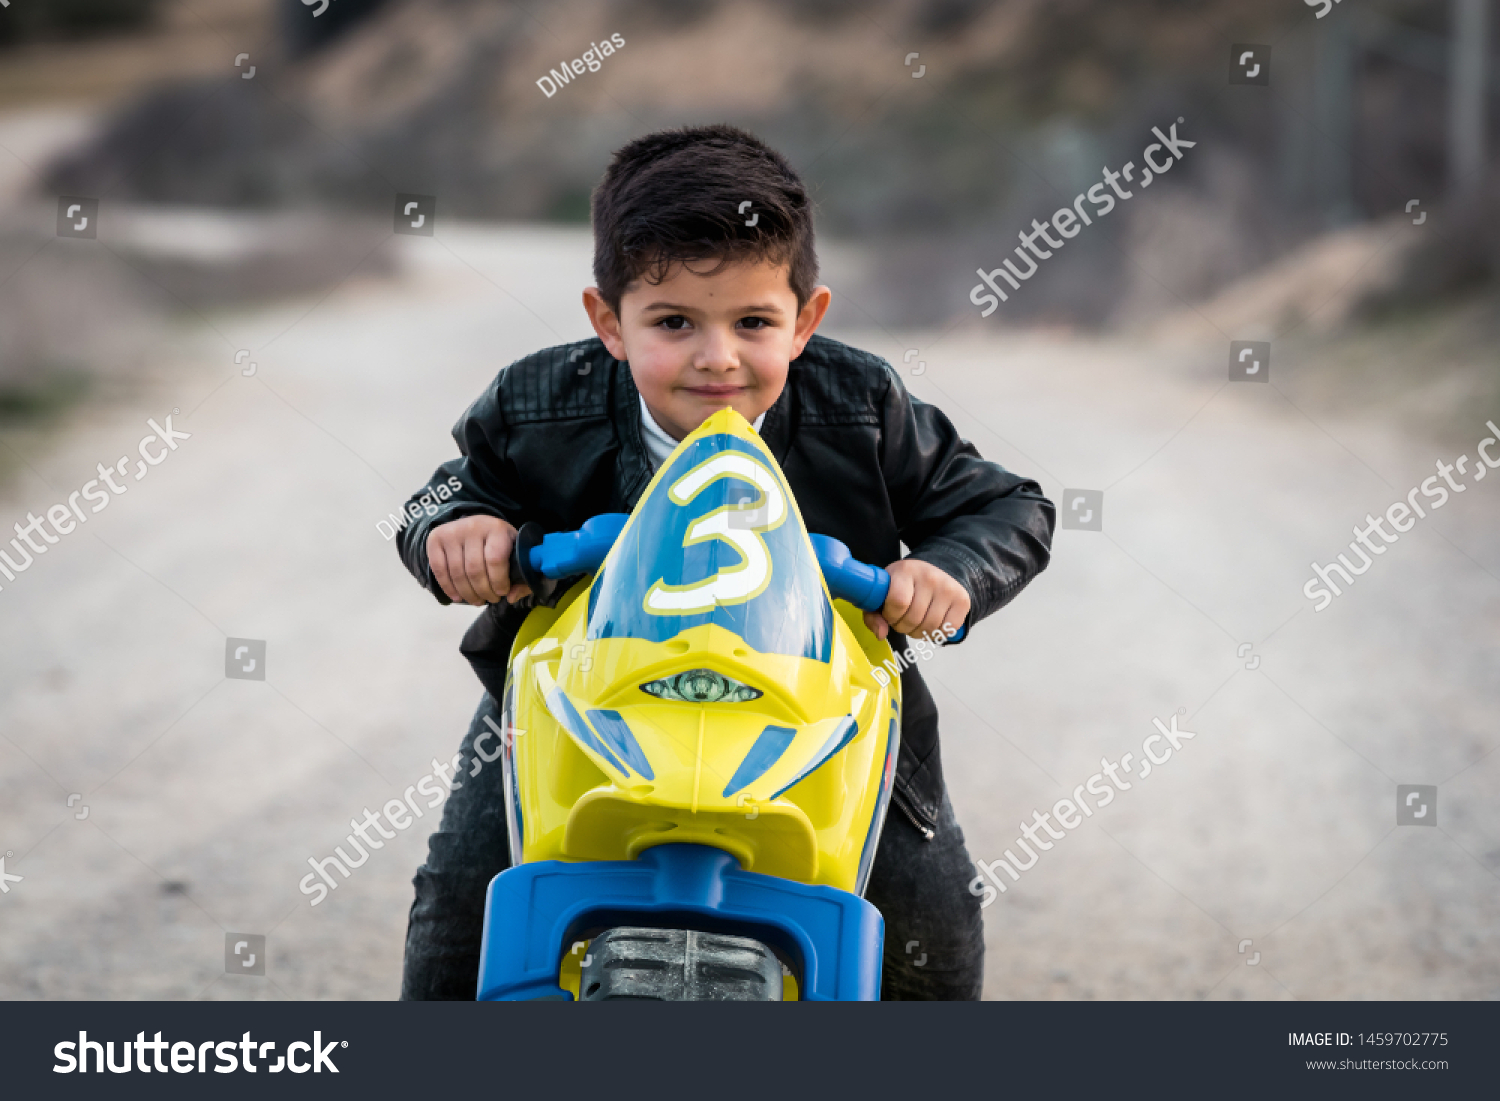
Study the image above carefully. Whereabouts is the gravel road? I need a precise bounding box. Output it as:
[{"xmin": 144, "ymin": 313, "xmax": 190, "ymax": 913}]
[{"xmin": 1, "ymin": 222, "xmax": 1495, "ymax": 1000}]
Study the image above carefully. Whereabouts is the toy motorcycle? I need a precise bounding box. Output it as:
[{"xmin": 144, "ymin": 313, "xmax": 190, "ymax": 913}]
[{"xmin": 475, "ymin": 408, "xmax": 911, "ymax": 1001}]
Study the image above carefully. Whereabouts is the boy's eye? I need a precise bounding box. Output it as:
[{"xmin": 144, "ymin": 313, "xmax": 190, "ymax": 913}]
[
  {"xmin": 656, "ymin": 315, "xmax": 690, "ymax": 331},
  {"xmin": 738, "ymin": 316, "xmax": 770, "ymax": 331}
]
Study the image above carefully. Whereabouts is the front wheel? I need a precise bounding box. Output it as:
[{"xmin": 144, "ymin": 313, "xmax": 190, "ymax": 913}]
[{"xmin": 578, "ymin": 926, "xmax": 783, "ymax": 1001}]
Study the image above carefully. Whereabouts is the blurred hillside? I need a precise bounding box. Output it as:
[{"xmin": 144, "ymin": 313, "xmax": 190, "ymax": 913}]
[
  {"xmin": 0, "ymin": 0, "xmax": 161, "ymax": 48},
  {"xmin": 0, "ymin": 0, "xmax": 394, "ymax": 417},
  {"xmin": 28, "ymin": 0, "xmax": 1498, "ymax": 328}
]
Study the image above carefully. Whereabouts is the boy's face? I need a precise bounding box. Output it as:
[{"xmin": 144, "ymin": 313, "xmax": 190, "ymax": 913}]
[{"xmin": 583, "ymin": 258, "xmax": 831, "ymax": 441}]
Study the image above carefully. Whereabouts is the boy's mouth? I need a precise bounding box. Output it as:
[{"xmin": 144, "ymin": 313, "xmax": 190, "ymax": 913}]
[{"xmin": 682, "ymin": 384, "xmax": 747, "ymax": 399}]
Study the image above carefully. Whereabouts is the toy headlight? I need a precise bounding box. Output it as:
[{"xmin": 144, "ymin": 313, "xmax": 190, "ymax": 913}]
[{"xmin": 640, "ymin": 669, "xmax": 763, "ymax": 704}]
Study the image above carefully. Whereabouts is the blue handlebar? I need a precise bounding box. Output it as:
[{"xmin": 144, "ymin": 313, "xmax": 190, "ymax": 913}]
[
  {"xmin": 525, "ymin": 517, "xmax": 891, "ymax": 613},
  {"xmin": 809, "ymin": 534, "xmax": 966, "ymax": 641},
  {"xmin": 807, "ymin": 535, "xmax": 890, "ymax": 612},
  {"xmin": 525, "ymin": 515, "xmax": 962, "ymax": 640},
  {"xmin": 527, "ymin": 513, "xmax": 629, "ymax": 579}
]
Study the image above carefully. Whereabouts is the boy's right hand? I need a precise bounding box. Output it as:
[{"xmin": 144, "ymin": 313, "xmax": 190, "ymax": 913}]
[{"xmin": 426, "ymin": 515, "xmax": 533, "ymax": 606}]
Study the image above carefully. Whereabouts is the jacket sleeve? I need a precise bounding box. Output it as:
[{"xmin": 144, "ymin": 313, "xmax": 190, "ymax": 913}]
[
  {"xmin": 879, "ymin": 368, "xmax": 1055, "ymax": 635},
  {"xmin": 395, "ymin": 375, "xmax": 529, "ymax": 604}
]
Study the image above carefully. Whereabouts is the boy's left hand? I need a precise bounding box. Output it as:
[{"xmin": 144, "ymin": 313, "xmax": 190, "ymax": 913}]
[{"xmin": 863, "ymin": 558, "xmax": 970, "ymax": 642}]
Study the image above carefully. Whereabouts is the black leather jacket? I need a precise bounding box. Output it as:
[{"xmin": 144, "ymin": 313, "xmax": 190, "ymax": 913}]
[{"xmin": 396, "ymin": 333, "xmax": 1055, "ymax": 837}]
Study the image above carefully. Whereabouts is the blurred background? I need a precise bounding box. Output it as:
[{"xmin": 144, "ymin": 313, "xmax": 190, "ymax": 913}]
[{"xmin": 0, "ymin": 0, "xmax": 1495, "ymax": 1000}]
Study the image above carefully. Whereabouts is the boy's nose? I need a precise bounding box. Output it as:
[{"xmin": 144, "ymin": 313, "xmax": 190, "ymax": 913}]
[{"xmin": 692, "ymin": 328, "xmax": 739, "ymax": 372}]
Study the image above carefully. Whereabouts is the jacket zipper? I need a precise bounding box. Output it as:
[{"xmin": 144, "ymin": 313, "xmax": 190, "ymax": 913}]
[{"xmin": 890, "ymin": 786, "xmax": 936, "ymax": 841}]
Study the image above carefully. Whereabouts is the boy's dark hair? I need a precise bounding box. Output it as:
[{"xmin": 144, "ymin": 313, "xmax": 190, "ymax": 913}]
[{"xmin": 591, "ymin": 124, "xmax": 818, "ymax": 313}]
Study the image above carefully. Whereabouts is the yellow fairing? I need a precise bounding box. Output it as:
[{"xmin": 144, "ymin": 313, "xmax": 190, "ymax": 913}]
[{"xmin": 501, "ymin": 409, "xmax": 902, "ymax": 895}]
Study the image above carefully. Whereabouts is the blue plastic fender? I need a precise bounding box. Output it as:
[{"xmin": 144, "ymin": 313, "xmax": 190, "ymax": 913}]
[{"xmin": 476, "ymin": 844, "xmax": 884, "ymax": 1001}]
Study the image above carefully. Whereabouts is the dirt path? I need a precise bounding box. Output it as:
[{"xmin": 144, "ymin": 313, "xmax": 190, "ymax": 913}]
[{"xmin": 0, "ymin": 224, "xmax": 1495, "ymax": 1000}]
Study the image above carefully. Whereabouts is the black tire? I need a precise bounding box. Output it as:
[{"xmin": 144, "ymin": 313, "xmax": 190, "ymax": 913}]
[{"xmin": 578, "ymin": 926, "xmax": 784, "ymax": 1001}]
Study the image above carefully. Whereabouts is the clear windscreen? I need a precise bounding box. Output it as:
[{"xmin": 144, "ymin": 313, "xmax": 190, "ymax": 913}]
[{"xmin": 586, "ymin": 430, "xmax": 833, "ymax": 663}]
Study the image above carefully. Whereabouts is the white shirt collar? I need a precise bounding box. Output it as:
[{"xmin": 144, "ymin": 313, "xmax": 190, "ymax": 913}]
[{"xmin": 639, "ymin": 396, "xmax": 766, "ymax": 472}]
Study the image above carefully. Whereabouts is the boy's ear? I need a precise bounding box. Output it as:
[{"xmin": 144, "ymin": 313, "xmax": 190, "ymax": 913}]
[
  {"xmin": 790, "ymin": 285, "xmax": 832, "ymax": 360},
  {"xmin": 582, "ymin": 287, "xmax": 628, "ymax": 361}
]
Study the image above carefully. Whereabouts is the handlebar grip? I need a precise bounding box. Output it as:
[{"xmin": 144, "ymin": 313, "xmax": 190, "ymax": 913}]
[
  {"xmin": 809, "ymin": 534, "xmax": 968, "ymax": 641},
  {"xmin": 508, "ymin": 521, "xmax": 554, "ymax": 603},
  {"xmin": 528, "ymin": 513, "xmax": 629, "ymax": 579},
  {"xmin": 808, "ymin": 534, "xmax": 890, "ymax": 612}
]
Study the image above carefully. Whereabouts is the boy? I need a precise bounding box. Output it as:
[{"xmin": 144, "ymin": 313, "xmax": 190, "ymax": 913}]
[{"xmin": 395, "ymin": 124, "xmax": 1055, "ymax": 1000}]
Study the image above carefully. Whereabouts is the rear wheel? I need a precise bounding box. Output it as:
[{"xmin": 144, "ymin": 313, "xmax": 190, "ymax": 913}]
[{"xmin": 578, "ymin": 926, "xmax": 783, "ymax": 1001}]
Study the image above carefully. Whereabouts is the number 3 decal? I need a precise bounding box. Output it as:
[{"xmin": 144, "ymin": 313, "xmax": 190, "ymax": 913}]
[{"xmin": 645, "ymin": 452, "xmax": 786, "ymax": 615}]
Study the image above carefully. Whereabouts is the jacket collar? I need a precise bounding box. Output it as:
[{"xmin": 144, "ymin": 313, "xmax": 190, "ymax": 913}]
[
  {"xmin": 757, "ymin": 368, "xmax": 796, "ymax": 467},
  {"xmin": 613, "ymin": 360, "xmax": 654, "ymax": 509}
]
